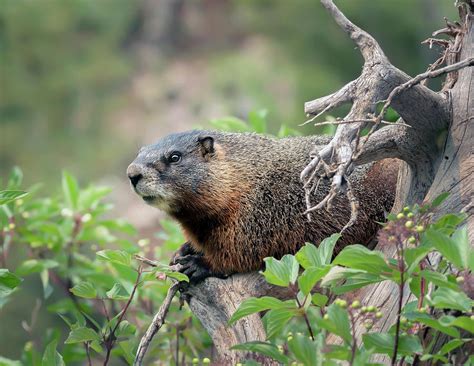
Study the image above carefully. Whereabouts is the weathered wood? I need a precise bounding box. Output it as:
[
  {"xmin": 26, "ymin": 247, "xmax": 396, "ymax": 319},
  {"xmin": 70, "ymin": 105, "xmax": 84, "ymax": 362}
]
[
  {"xmin": 179, "ymin": 1, "xmax": 473, "ymax": 364},
  {"xmin": 186, "ymin": 273, "xmax": 289, "ymax": 364}
]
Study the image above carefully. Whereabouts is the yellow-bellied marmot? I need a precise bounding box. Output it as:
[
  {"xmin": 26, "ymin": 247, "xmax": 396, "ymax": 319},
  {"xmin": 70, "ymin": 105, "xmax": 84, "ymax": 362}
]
[{"xmin": 127, "ymin": 130, "xmax": 398, "ymax": 282}]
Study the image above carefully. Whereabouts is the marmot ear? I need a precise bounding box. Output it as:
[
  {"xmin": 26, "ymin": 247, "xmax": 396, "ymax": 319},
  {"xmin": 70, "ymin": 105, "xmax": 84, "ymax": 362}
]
[{"xmin": 198, "ymin": 136, "xmax": 215, "ymax": 156}]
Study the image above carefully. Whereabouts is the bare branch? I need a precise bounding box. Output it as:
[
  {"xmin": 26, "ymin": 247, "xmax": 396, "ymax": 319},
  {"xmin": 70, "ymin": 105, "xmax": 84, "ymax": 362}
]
[
  {"xmin": 304, "ymin": 79, "xmax": 356, "ymax": 116},
  {"xmin": 378, "ymin": 57, "xmax": 474, "ymax": 122},
  {"xmin": 320, "ymin": 0, "xmax": 387, "ymax": 62},
  {"xmin": 134, "ymin": 282, "xmax": 180, "ymax": 366}
]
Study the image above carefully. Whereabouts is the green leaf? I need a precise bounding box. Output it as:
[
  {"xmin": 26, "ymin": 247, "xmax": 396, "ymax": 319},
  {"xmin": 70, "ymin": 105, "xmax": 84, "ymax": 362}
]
[
  {"xmin": 0, "ymin": 269, "xmax": 22, "ymax": 297},
  {"xmin": 106, "ymin": 283, "xmax": 130, "ymax": 300},
  {"xmin": 70, "ymin": 282, "xmax": 97, "ymax": 299},
  {"xmin": 99, "ymin": 219, "xmax": 137, "ymax": 236},
  {"xmin": 62, "ymin": 171, "xmax": 79, "ymax": 210},
  {"xmin": 405, "ymin": 313, "xmax": 460, "ymax": 338},
  {"xmin": 298, "ymin": 266, "xmax": 330, "ymax": 295},
  {"xmin": 16, "ymin": 259, "xmax": 58, "ymax": 276},
  {"xmin": 232, "ymin": 342, "xmax": 289, "ymax": 363},
  {"xmin": 248, "ymin": 109, "xmax": 268, "ymax": 133},
  {"xmin": 438, "ymin": 315, "xmax": 474, "ymax": 333},
  {"xmin": 316, "ymin": 304, "xmax": 351, "ymax": 344},
  {"xmin": 41, "ymin": 340, "xmax": 65, "ymax": 366},
  {"xmin": 311, "ymin": 293, "xmax": 328, "ymax": 307},
  {"xmin": 229, "ymin": 296, "xmax": 288, "ymax": 325},
  {"xmin": 262, "ymin": 254, "xmax": 299, "ymax": 287},
  {"xmin": 263, "ymin": 307, "xmax": 295, "ymax": 339},
  {"xmin": 424, "ymin": 228, "xmax": 467, "ymax": 269},
  {"xmin": 437, "ymin": 339, "xmax": 465, "ymax": 356},
  {"xmin": 0, "ymin": 190, "xmax": 28, "ymax": 205},
  {"xmin": 431, "ymin": 192, "xmax": 450, "ymax": 207},
  {"xmin": 116, "ymin": 320, "xmax": 136, "ymax": 338},
  {"xmin": 429, "ymin": 287, "xmax": 473, "ymax": 312},
  {"xmin": 296, "ymin": 234, "xmax": 340, "ymax": 269},
  {"xmin": 209, "ymin": 116, "xmax": 251, "ymax": 132},
  {"xmin": 65, "ymin": 327, "xmax": 100, "ymax": 344},
  {"xmin": 333, "ymin": 245, "xmax": 392, "ymax": 277},
  {"xmin": 0, "ymin": 356, "xmax": 22, "ymax": 366},
  {"xmin": 288, "ymin": 333, "xmax": 321, "ymax": 365},
  {"xmin": 96, "ymin": 249, "xmax": 131, "ymax": 266},
  {"xmin": 363, "ymin": 333, "xmax": 423, "ymax": 356},
  {"xmin": 419, "ymin": 270, "xmax": 459, "ymax": 291},
  {"xmin": 7, "ymin": 167, "xmax": 23, "ymax": 189}
]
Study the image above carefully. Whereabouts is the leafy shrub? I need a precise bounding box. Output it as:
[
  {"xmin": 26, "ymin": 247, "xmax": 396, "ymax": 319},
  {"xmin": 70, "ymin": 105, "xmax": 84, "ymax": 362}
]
[
  {"xmin": 0, "ymin": 168, "xmax": 210, "ymax": 365},
  {"xmin": 230, "ymin": 197, "xmax": 473, "ymax": 365}
]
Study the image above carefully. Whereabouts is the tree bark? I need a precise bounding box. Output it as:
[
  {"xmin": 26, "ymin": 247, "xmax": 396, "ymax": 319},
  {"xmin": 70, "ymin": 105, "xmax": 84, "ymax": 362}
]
[{"xmin": 182, "ymin": 1, "xmax": 473, "ymax": 363}]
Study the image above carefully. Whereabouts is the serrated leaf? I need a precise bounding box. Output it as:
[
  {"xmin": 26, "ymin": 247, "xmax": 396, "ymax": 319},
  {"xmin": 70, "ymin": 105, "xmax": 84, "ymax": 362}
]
[
  {"xmin": 232, "ymin": 342, "xmax": 289, "ymax": 363},
  {"xmin": 41, "ymin": 340, "xmax": 65, "ymax": 366},
  {"xmin": 262, "ymin": 254, "xmax": 299, "ymax": 287},
  {"xmin": 65, "ymin": 327, "xmax": 100, "ymax": 344},
  {"xmin": 70, "ymin": 282, "xmax": 97, "ymax": 299},
  {"xmin": 0, "ymin": 269, "xmax": 22, "ymax": 297},
  {"xmin": 62, "ymin": 171, "xmax": 79, "ymax": 210},
  {"xmin": 229, "ymin": 297, "xmax": 288, "ymax": 325},
  {"xmin": 363, "ymin": 333, "xmax": 423, "ymax": 356},
  {"xmin": 96, "ymin": 249, "xmax": 131, "ymax": 266},
  {"xmin": 106, "ymin": 283, "xmax": 130, "ymax": 300},
  {"xmin": 0, "ymin": 190, "xmax": 28, "ymax": 205}
]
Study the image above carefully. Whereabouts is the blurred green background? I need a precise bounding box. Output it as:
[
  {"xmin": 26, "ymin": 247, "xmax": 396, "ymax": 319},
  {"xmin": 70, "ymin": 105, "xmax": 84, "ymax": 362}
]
[{"xmin": 0, "ymin": 0, "xmax": 457, "ymax": 360}]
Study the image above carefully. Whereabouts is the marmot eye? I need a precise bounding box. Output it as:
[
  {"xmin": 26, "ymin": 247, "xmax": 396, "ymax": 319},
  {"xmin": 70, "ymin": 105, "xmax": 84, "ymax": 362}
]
[{"xmin": 169, "ymin": 152, "xmax": 182, "ymax": 163}]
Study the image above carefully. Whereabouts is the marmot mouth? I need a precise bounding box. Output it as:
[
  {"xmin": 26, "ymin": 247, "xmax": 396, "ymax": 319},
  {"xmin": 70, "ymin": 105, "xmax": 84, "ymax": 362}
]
[{"xmin": 142, "ymin": 196, "xmax": 157, "ymax": 203}]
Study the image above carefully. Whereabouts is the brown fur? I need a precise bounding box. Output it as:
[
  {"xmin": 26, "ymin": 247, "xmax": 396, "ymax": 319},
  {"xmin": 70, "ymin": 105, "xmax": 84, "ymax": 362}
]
[{"xmin": 129, "ymin": 130, "xmax": 399, "ymax": 274}]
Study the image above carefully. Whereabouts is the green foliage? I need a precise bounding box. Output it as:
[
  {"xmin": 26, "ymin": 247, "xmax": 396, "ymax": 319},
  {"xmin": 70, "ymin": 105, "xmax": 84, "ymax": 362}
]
[
  {"xmin": 2, "ymin": 165, "xmax": 472, "ymax": 365},
  {"xmin": 230, "ymin": 195, "xmax": 473, "ymax": 364},
  {"xmin": 209, "ymin": 108, "xmax": 301, "ymax": 137},
  {"xmin": 0, "ymin": 168, "xmax": 209, "ymax": 365}
]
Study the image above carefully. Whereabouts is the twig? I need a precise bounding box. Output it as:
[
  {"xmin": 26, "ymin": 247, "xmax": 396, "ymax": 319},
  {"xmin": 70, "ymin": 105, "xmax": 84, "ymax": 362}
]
[
  {"xmin": 104, "ymin": 267, "xmax": 143, "ymax": 366},
  {"xmin": 134, "ymin": 282, "xmax": 180, "ymax": 365},
  {"xmin": 378, "ymin": 57, "xmax": 474, "ymax": 124}
]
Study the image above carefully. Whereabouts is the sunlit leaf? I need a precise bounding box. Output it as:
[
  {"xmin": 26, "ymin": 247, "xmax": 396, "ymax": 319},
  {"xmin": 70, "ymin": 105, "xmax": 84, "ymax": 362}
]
[
  {"xmin": 41, "ymin": 340, "xmax": 65, "ymax": 366},
  {"xmin": 106, "ymin": 283, "xmax": 130, "ymax": 300},
  {"xmin": 262, "ymin": 255, "xmax": 299, "ymax": 287},
  {"xmin": 0, "ymin": 269, "xmax": 22, "ymax": 297},
  {"xmin": 229, "ymin": 297, "xmax": 289, "ymax": 325},
  {"xmin": 65, "ymin": 327, "xmax": 100, "ymax": 344},
  {"xmin": 70, "ymin": 281, "xmax": 97, "ymax": 299}
]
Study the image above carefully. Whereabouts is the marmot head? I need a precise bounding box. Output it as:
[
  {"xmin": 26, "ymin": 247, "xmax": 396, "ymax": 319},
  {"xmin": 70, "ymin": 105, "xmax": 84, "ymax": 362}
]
[{"xmin": 127, "ymin": 131, "xmax": 217, "ymax": 215}]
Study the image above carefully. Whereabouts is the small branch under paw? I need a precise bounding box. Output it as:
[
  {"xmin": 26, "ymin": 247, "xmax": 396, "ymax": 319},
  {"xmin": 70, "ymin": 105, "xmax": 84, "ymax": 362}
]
[{"xmin": 134, "ymin": 282, "xmax": 180, "ymax": 366}]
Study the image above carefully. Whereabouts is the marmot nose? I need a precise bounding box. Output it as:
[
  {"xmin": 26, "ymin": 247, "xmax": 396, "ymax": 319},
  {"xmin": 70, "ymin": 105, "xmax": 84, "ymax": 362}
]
[{"xmin": 127, "ymin": 164, "xmax": 143, "ymax": 188}]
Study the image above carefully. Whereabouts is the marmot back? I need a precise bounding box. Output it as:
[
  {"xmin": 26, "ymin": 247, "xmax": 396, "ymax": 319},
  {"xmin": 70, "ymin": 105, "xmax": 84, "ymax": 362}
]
[{"xmin": 127, "ymin": 130, "xmax": 398, "ymax": 275}]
